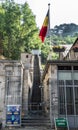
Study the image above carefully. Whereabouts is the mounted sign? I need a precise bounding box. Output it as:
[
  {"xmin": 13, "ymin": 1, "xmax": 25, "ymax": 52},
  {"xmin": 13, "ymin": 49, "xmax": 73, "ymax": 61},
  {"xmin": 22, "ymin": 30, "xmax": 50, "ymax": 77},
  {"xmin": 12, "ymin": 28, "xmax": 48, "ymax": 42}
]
[
  {"xmin": 55, "ymin": 117, "xmax": 69, "ymax": 130},
  {"xmin": 6, "ymin": 105, "xmax": 21, "ymax": 126},
  {"xmin": 55, "ymin": 118, "xmax": 68, "ymax": 127}
]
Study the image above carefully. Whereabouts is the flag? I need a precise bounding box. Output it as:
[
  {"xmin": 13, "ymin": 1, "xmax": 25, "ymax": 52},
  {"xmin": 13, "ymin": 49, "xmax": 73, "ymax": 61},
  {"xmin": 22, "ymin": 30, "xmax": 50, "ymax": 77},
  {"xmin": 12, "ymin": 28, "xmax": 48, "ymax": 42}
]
[{"xmin": 39, "ymin": 9, "xmax": 49, "ymax": 43}]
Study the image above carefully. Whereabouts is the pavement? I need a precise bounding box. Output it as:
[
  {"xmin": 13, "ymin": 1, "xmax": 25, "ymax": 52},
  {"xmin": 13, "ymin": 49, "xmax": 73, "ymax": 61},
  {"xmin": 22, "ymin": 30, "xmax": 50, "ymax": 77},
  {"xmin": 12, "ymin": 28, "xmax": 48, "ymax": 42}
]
[{"xmin": 2, "ymin": 126, "xmax": 52, "ymax": 130}]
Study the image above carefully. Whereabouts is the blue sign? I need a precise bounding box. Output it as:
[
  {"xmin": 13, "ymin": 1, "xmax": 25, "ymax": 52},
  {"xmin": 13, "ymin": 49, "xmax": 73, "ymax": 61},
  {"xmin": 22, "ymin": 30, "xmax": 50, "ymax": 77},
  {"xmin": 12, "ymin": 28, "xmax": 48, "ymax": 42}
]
[{"xmin": 6, "ymin": 105, "xmax": 21, "ymax": 126}]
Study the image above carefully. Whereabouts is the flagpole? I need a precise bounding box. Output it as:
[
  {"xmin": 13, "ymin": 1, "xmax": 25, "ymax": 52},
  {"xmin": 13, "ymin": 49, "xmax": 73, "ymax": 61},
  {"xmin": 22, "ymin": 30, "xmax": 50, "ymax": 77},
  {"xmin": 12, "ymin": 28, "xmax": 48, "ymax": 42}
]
[
  {"xmin": 47, "ymin": 3, "xmax": 53, "ymax": 60},
  {"xmin": 48, "ymin": 3, "xmax": 50, "ymax": 30},
  {"xmin": 48, "ymin": 3, "xmax": 52, "ymax": 47}
]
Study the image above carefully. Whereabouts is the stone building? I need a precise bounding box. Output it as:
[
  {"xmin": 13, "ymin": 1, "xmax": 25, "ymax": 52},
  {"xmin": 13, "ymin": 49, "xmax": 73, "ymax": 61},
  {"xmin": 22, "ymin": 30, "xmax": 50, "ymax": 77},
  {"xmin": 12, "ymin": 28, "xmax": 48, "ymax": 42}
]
[{"xmin": 42, "ymin": 38, "xmax": 78, "ymax": 129}]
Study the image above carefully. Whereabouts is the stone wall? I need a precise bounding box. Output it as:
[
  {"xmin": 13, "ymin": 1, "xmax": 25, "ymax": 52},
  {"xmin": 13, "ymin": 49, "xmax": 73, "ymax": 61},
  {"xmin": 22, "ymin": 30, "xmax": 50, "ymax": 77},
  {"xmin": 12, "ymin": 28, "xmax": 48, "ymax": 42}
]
[
  {"xmin": 43, "ymin": 65, "xmax": 58, "ymax": 127},
  {"xmin": 21, "ymin": 53, "xmax": 33, "ymax": 115},
  {"xmin": 0, "ymin": 60, "xmax": 23, "ymax": 126}
]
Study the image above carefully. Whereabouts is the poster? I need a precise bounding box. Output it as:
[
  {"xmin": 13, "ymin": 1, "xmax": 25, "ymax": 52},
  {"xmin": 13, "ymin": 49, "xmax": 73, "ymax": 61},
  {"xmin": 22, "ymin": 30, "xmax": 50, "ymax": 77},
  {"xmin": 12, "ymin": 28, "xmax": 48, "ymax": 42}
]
[{"xmin": 6, "ymin": 105, "xmax": 21, "ymax": 126}]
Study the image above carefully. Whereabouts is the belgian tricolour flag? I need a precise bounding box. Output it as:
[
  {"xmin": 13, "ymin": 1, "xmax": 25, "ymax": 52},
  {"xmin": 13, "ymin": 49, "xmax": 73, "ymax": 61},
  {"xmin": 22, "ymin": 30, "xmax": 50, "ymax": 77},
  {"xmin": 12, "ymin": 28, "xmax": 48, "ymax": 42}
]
[{"xmin": 39, "ymin": 9, "xmax": 49, "ymax": 43}]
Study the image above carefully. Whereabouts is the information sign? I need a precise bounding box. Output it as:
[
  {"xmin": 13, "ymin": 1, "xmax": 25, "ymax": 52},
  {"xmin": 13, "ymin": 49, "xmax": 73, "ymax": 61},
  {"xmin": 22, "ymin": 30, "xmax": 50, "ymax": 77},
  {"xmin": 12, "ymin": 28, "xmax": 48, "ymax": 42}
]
[
  {"xmin": 6, "ymin": 105, "xmax": 21, "ymax": 126},
  {"xmin": 55, "ymin": 118, "xmax": 68, "ymax": 127}
]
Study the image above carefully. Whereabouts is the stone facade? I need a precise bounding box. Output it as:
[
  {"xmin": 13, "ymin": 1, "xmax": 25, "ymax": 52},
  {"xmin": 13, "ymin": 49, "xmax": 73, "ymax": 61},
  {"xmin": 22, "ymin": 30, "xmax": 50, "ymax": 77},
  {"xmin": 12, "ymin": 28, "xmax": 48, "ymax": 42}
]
[
  {"xmin": 0, "ymin": 60, "xmax": 23, "ymax": 126},
  {"xmin": 43, "ymin": 64, "xmax": 58, "ymax": 127}
]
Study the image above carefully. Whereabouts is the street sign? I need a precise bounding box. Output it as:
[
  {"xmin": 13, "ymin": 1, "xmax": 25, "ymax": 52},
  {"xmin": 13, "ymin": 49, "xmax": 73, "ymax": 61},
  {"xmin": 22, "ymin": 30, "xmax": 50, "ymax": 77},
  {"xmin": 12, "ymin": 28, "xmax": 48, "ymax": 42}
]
[{"xmin": 55, "ymin": 118, "xmax": 68, "ymax": 127}]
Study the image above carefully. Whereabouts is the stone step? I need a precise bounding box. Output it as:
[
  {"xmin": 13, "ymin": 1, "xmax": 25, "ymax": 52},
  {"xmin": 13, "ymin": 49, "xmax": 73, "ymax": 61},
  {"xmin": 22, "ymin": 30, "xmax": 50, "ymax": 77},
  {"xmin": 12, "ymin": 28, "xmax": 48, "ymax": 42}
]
[
  {"xmin": 21, "ymin": 121, "xmax": 51, "ymax": 126},
  {"xmin": 21, "ymin": 123, "xmax": 51, "ymax": 126},
  {"xmin": 21, "ymin": 116, "xmax": 51, "ymax": 126}
]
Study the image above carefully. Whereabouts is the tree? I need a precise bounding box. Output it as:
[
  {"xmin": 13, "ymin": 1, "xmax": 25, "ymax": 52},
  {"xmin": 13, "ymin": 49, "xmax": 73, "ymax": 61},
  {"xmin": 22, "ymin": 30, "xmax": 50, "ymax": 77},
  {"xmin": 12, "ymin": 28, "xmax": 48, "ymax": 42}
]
[
  {"xmin": 0, "ymin": 0, "xmax": 43, "ymax": 59},
  {"xmin": 21, "ymin": 2, "xmax": 39, "ymax": 53},
  {"xmin": 0, "ymin": 5, "xmax": 5, "ymax": 54},
  {"xmin": 2, "ymin": 0, "xmax": 22, "ymax": 59}
]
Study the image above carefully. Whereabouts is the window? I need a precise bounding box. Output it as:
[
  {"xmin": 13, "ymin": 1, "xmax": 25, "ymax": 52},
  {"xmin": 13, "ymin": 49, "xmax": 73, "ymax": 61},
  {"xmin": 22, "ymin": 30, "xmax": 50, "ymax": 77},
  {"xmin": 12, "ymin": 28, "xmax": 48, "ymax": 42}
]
[
  {"xmin": 66, "ymin": 87, "xmax": 74, "ymax": 115},
  {"xmin": 58, "ymin": 80, "xmax": 64, "ymax": 86},
  {"xmin": 74, "ymin": 66, "xmax": 78, "ymax": 70},
  {"xmin": 26, "ymin": 55, "xmax": 28, "ymax": 58},
  {"xmin": 59, "ymin": 87, "xmax": 66, "ymax": 114},
  {"xmin": 66, "ymin": 80, "xmax": 73, "ymax": 85},
  {"xmin": 58, "ymin": 72, "xmax": 72, "ymax": 80},
  {"xmin": 75, "ymin": 87, "xmax": 78, "ymax": 115},
  {"xmin": 74, "ymin": 80, "xmax": 78, "ymax": 85},
  {"xmin": 58, "ymin": 65, "xmax": 78, "ymax": 116},
  {"xmin": 58, "ymin": 66, "xmax": 71, "ymax": 70},
  {"xmin": 74, "ymin": 73, "xmax": 78, "ymax": 80}
]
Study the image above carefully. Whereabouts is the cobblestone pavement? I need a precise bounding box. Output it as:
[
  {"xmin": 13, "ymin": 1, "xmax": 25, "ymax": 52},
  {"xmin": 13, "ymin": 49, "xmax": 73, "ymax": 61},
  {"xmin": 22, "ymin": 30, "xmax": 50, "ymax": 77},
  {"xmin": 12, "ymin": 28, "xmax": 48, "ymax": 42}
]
[{"xmin": 3, "ymin": 126, "xmax": 52, "ymax": 130}]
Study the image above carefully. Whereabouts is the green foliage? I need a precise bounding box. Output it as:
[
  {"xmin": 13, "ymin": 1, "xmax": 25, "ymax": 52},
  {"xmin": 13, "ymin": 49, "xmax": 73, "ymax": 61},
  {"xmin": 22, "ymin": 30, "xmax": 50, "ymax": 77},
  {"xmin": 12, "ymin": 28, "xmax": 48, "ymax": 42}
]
[
  {"xmin": 51, "ymin": 23, "xmax": 78, "ymax": 37},
  {"xmin": 52, "ymin": 52, "xmax": 59, "ymax": 59},
  {"xmin": 45, "ymin": 23, "xmax": 78, "ymax": 61},
  {"xmin": 21, "ymin": 2, "xmax": 39, "ymax": 53},
  {"xmin": 0, "ymin": 0, "xmax": 43, "ymax": 59},
  {"xmin": 50, "ymin": 23, "xmax": 78, "ymax": 47},
  {"xmin": 50, "ymin": 34, "xmax": 76, "ymax": 46},
  {"xmin": 2, "ymin": 0, "xmax": 22, "ymax": 59},
  {"xmin": 0, "ymin": 0, "xmax": 78, "ymax": 64},
  {"xmin": 41, "ymin": 43, "xmax": 50, "ymax": 64}
]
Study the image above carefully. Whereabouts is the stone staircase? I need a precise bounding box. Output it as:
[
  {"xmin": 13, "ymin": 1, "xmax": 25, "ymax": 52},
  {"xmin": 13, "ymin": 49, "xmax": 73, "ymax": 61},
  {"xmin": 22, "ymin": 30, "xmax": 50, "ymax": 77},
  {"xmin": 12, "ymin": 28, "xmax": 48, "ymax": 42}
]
[
  {"xmin": 30, "ymin": 55, "xmax": 41, "ymax": 110},
  {"xmin": 21, "ymin": 54, "xmax": 51, "ymax": 127},
  {"xmin": 31, "ymin": 55, "xmax": 41, "ymax": 103},
  {"xmin": 21, "ymin": 115, "xmax": 51, "ymax": 126}
]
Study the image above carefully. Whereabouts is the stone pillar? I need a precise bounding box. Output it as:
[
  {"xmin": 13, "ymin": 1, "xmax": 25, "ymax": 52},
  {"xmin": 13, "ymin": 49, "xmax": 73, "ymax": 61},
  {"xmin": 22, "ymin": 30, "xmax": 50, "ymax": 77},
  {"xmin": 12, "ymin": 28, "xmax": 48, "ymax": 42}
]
[
  {"xmin": 22, "ymin": 69, "xmax": 29, "ymax": 115},
  {"xmin": 49, "ymin": 65, "xmax": 58, "ymax": 128},
  {"xmin": 0, "ymin": 63, "xmax": 6, "ymax": 127}
]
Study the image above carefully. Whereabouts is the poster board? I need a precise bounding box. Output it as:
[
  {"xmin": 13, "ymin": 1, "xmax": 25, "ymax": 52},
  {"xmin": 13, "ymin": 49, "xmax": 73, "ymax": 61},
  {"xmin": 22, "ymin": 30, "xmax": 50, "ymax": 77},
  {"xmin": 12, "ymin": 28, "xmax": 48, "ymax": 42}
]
[{"xmin": 6, "ymin": 105, "xmax": 21, "ymax": 126}]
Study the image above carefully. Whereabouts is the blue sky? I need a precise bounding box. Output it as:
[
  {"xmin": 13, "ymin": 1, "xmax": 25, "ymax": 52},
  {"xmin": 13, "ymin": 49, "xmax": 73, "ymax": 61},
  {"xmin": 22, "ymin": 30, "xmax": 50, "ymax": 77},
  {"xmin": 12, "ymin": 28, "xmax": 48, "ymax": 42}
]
[{"xmin": 15, "ymin": 0, "xmax": 78, "ymax": 29}]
